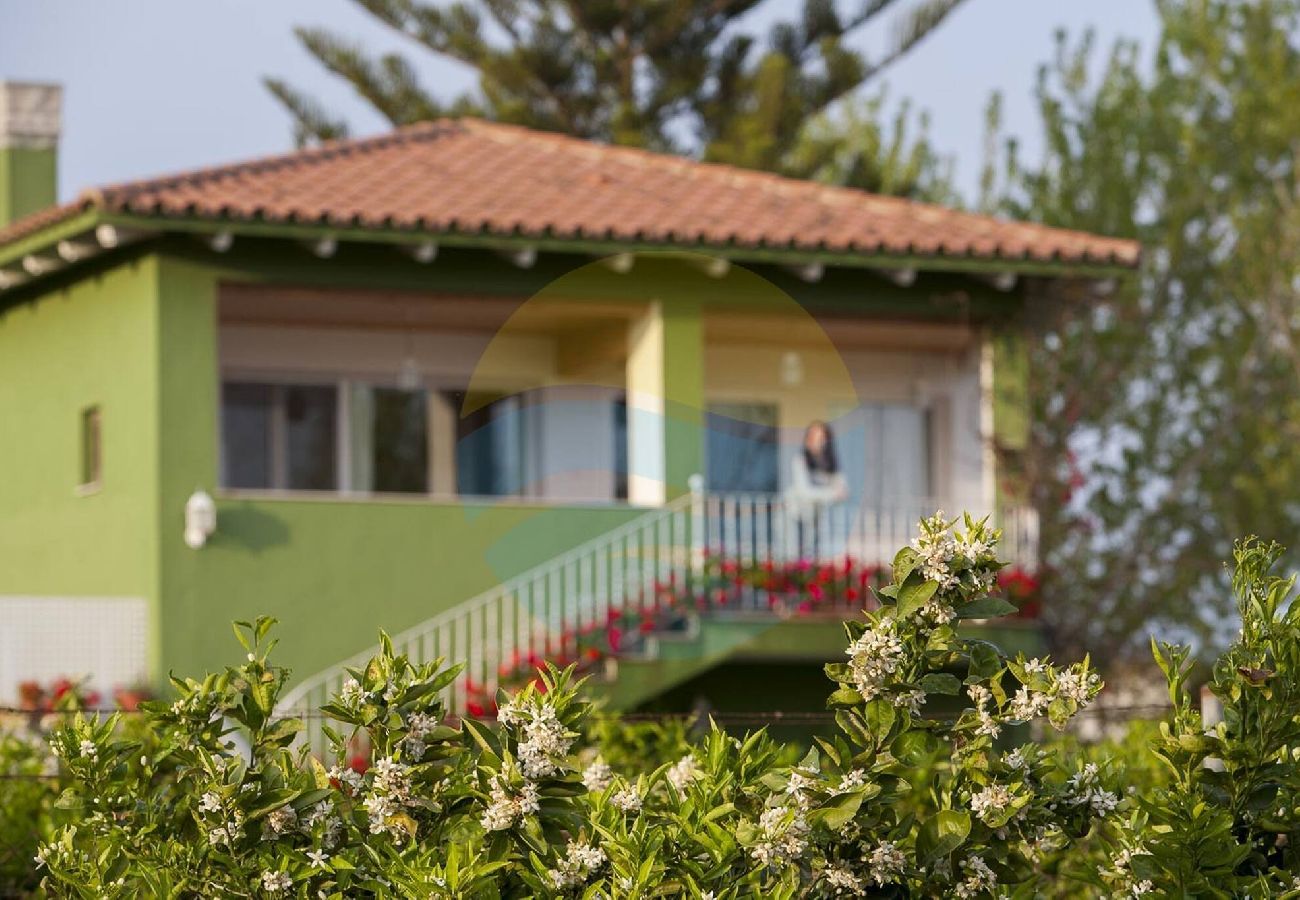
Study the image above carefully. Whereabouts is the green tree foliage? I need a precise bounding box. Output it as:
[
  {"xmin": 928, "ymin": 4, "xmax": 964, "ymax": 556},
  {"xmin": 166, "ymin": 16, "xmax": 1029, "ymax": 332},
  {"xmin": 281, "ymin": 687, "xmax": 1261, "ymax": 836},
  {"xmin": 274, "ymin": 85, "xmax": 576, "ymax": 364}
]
[
  {"xmin": 267, "ymin": 0, "xmax": 965, "ymax": 197},
  {"xmin": 984, "ymin": 0, "xmax": 1300, "ymax": 661}
]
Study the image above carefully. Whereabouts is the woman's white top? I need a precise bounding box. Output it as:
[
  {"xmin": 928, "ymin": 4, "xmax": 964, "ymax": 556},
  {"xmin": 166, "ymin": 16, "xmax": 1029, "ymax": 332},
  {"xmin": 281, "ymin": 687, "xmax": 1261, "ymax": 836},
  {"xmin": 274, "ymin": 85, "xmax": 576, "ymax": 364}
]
[{"xmin": 787, "ymin": 454, "xmax": 848, "ymax": 520}]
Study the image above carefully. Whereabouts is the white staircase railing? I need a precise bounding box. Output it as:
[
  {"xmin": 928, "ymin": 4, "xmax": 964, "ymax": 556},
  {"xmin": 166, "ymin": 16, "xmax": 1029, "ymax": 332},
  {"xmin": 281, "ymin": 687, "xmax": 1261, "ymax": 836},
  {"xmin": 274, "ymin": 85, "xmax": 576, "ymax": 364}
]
[
  {"xmin": 279, "ymin": 491, "xmax": 697, "ymax": 755},
  {"xmin": 279, "ymin": 488, "xmax": 1037, "ymax": 756}
]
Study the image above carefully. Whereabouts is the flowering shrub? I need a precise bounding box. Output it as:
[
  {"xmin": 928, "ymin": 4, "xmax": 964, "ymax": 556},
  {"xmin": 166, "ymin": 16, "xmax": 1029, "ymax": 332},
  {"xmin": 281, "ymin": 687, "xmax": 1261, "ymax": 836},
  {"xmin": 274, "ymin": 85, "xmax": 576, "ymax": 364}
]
[
  {"xmin": 20, "ymin": 516, "xmax": 1300, "ymax": 897},
  {"xmin": 0, "ymin": 723, "xmax": 56, "ymax": 894},
  {"xmin": 24, "ymin": 513, "xmax": 1112, "ymax": 898}
]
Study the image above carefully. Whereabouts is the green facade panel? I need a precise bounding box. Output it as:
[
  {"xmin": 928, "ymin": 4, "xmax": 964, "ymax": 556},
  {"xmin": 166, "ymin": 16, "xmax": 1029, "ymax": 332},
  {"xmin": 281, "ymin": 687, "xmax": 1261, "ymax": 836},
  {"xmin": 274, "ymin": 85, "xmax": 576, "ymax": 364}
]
[{"xmin": 0, "ymin": 256, "xmax": 163, "ymax": 668}]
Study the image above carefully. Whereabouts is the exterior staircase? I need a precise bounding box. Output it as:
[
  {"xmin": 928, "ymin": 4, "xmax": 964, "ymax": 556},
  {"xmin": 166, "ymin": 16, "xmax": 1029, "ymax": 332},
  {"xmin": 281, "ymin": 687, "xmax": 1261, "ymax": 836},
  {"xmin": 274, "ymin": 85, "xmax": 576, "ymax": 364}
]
[{"xmin": 278, "ymin": 483, "xmax": 1039, "ymax": 756}]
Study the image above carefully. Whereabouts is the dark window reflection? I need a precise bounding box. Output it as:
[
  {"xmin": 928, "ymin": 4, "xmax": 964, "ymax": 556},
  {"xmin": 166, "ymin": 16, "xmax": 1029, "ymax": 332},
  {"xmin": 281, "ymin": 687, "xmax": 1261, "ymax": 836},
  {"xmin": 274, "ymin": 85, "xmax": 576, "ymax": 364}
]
[
  {"xmin": 285, "ymin": 385, "xmax": 337, "ymax": 491},
  {"xmin": 221, "ymin": 383, "xmax": 274, "ymax": 489},
  {"xmin": 371, "ymin": 387, "xmax": 428, "ymax": 493}
]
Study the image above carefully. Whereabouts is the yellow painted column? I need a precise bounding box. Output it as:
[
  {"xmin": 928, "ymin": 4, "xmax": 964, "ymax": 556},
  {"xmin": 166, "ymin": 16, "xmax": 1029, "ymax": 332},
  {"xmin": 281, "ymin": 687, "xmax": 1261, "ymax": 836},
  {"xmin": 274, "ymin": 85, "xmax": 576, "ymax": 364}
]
[{"xmin": 626, "ymin": 298, "xmax": 704, "ymax": 504}]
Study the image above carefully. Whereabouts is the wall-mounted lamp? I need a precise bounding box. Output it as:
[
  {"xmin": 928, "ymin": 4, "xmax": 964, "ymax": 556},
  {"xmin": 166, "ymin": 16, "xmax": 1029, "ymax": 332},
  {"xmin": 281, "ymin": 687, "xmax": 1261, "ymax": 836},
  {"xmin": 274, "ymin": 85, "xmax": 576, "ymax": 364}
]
[
  {"xmin": 397, "ymin": 356, "xmax": 422, "ymax": 390},
  {"xmin": 184, "ymin": 490, "xmax": 216, "ymax": 549}
]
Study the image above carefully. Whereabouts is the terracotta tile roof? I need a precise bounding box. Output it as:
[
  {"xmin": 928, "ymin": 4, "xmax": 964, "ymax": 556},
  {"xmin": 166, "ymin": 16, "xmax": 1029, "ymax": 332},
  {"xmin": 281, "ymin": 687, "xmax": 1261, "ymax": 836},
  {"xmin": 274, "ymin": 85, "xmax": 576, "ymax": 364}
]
[{"xmin": 0, "ymin": 118, "xmax": 1139, "ymax": 269}]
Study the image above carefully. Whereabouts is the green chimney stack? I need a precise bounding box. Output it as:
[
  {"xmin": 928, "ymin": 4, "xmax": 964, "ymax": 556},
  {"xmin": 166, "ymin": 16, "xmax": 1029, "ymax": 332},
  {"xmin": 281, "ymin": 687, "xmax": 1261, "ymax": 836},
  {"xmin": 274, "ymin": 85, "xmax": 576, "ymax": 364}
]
[{"xmin": 0, "ymin": 82, "xmax": 61, "ymax": 228}]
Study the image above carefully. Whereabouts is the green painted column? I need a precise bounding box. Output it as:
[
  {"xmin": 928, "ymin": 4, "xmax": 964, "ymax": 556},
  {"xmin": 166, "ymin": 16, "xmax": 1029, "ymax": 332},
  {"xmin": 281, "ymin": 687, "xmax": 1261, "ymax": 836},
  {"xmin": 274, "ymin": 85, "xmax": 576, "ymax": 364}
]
[
  {"xmin": 153, "ymin": 258, "xmax": 220, "ymax": 682},
  {"xmin": 0, "ymin": 83, "xmax": 61, "ymax": 227}
]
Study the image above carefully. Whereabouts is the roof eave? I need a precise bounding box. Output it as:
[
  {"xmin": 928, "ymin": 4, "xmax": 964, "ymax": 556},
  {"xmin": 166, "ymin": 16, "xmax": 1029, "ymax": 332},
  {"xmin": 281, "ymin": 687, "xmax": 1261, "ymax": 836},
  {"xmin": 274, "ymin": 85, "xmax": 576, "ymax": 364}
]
[{"xmin": 0, "ymin": 210, "xmax": 1140, "ymax": 288}]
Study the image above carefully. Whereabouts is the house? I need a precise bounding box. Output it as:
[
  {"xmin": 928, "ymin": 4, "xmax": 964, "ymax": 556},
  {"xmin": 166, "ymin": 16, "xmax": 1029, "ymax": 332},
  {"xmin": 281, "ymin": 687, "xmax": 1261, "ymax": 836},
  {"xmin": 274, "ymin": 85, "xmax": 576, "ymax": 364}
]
[{"xmin": 0, "ymin": 83, "xmax": 1138, "ymax": 718}]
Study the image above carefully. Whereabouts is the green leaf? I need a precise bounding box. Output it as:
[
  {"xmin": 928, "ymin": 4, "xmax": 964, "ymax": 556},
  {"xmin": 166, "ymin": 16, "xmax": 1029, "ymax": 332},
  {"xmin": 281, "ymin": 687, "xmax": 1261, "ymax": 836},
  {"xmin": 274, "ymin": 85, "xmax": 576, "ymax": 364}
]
[
  {"xmin": 893, "ymin": 547, "xmax": 920, "ymax": 583},
  {"xmin": 955, "ymin": 597, "xmax": 1018, "ymax": 619},
  {"xmin": 917, "ymin": 809, "xmax": 971, "ymax": 864},
  {"xmin": 810, "ymin": 791, "xmax": 863, "ymax": 830},
  {"xmin": 892, "ymin": 730, "xmax": 939, "ymax": 765},
  {"xmin": 919, "ymin": 673, "xmax": 962, "ymax": 695},
  {"xmin": 897, "ymin": 579, "xmax": 940, "ymax": 618},
  {"xmin": 862, "ymin": 699, "xmax": 897, "ymax": 741},
  {"xmin": 966, "ymin": 641, "xmax": 1003, "ymax": 680},
  {"xmin": 827, "ymin": 687, "xmax": 863, "ymax": 708}
]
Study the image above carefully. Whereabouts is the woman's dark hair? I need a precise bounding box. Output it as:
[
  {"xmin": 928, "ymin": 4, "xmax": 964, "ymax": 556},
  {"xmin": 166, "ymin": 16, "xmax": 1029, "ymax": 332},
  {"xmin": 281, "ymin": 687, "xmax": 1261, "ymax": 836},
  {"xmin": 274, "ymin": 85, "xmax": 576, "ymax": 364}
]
[{"xmin": 803, "ymin": 421, "xmax": 839, "ymax": 474}]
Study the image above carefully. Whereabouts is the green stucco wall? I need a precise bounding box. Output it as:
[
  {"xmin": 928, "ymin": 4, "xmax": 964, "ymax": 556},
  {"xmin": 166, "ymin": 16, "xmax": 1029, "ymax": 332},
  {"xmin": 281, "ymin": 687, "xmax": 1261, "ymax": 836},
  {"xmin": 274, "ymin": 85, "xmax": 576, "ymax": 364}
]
[
  {"xmin": 140, "ymin": 258, "xmax": 649, "ymax": 684},
  {"xmin": 0, "ymin": 242, "xmax": 1033, "ymax": 697},
  {"xmin": 0, "ymin": 253, "xmax": 648, "ymax": 691},
  {"xmin": 0, "ymin": 146, "xmax": 57, "ymax": 227},
  {"xmin": 0, "ymin": 257, "xmax": 163, "ymax": 665},
  {"xmin": 161, "ymin": 495, "xmax": 645, "ymax": 686}
]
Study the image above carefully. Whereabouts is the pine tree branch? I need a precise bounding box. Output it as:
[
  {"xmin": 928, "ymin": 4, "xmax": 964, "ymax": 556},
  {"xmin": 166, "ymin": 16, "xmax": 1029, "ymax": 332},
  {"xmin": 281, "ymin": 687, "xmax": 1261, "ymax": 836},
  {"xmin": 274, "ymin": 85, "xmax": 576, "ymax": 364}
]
[{"xmin": 264, "ymin": 77, "xmax": 352, "ymax": 147}]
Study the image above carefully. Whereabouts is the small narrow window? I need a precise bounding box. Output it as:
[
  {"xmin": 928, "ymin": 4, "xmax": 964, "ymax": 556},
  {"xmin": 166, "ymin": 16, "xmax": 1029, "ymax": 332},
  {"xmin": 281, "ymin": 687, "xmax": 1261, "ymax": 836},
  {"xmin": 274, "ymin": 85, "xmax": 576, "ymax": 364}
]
[{"xmin": 80, "ymin": 405, "xmax": 102, "ymax": 490}]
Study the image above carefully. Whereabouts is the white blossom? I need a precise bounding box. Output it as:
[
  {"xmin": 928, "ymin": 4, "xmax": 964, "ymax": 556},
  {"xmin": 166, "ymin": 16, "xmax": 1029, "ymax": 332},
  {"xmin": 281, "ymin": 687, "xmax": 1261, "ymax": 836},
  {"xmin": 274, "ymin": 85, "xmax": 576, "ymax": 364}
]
[
  {"xmin": 953, "ymin": 854, "xmax": 998, "ymax": 898},
  {"xmin": 1054, "ymin": 668, "xmax": 1100, "ymax": 705},
  {"xmin": 582, "ymin": 760, "xmax": 613, "ymax": 792},
  {"xmin": 1009, "ymin": 686, "xmax": 1049, "ymax": 720},
  {"xmin": 750, "ymin": 806, "xmax": 809, "ymax": 867},
  {"xmin": 340, "ymin": 678, "xmax": 364, "ymax": 705},
  {"xmin": 328, "ymin": 763, "xmax": 364, "ymax": 793},
  {"xmin": 550, "ymin": 840, "xmax": 607, "ymax": 889},
  {"xmin": 845, "ymin": 618, "xmax": 907, "ymax": 701},
  {"xmin": 893, "ymin": 688, "xmax": 926, "ymax": 716},
  {"xmin": 837, "ymin": 769, "xmax": 868, "ymax": 793},
  {"xmin": 912, "ymin": 511, "xmax": 958, "ymax": 589},
  {"xmin": 479, "ymin": 777, "xmax": 539, "ymax": 831},
  {"xmin": 867, "ymin": 840, "xmax": 907, "ymax": 885},
  {"xmin": 970, "ymin": 784, "xmax": 1014, "ymax": 823},
  {"xmin": 611, "ymin": 786, "xmax": 642, "ymax": 813},
  {"xmin": 263, "ymin": 804, "xmax": 298, "ymax": 839},
  {"xmin": 823, "ymin": 864, "xmax": 864, "ymax": 895},
  {"xmin": 667, "ymin": 754, "xmax": 701, "ymax": 792},
  {"xmin": 261, "ymin": 871, "xmax": 293, "ymax": 893},
  {"xmin": 1066, "ymin": 764, "xmax": 1120, "ymax": 818}
]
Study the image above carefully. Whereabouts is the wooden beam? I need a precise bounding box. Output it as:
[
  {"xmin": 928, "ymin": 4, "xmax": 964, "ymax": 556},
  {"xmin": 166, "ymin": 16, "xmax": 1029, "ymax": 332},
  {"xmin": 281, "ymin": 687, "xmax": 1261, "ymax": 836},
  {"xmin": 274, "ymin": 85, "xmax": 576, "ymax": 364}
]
[
  {"xmin": 499, "ymin": 245, "xmax": 537, "ymax": 269},
  {"xmin": 21, "ymin": 254, "xmax": 59, "ymax": 277},
  {"xmin": 309, "ymin": 236, "xmax": 338, "ymax": 258},
  {"xmin": 785, "ymin": 261, "xmax": 824, "ymax": 283},
  {"xmin": 95, "ymin": 224, "xmax": 122, "ymax": 248},
  {"xmin": 56, "ymin": 238, "xmax": 96, "ymax": 263},
  {"xmin": 603, "ymin": 252, "xmax": 635, "ymax": 274},
  {"xmin": 875, "ymin": 267, "xmax": 916, "ymax": 287},
  {"xmin": 0, "ymin": 268, "xmax": 27, "ymax": 290},
  {"xmin": 405, "ymin": 240, "xmax": 438, "ymax": 264}
]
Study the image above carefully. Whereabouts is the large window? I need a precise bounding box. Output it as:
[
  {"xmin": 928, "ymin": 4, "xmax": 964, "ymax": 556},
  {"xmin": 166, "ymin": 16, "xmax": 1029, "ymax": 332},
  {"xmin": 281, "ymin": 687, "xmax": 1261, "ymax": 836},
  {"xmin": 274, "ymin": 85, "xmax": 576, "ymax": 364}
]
[
  {"xmin": 221, "ymin": 380, "xmax": 535, "ymax": 498},
  {"xmin": 220, "ymin": 382, "xmax": 338, "ymax": 491},
  {"xmin": 349, "ymin": 386, "xmax": 428, "ymax": 493},
  {"xmin": 442, "ymin": 390, "xmax": 529, "ymax": 497},
  {"xmin": 706, "ymin": 402, "xmax": 780, "ymax": 493}
]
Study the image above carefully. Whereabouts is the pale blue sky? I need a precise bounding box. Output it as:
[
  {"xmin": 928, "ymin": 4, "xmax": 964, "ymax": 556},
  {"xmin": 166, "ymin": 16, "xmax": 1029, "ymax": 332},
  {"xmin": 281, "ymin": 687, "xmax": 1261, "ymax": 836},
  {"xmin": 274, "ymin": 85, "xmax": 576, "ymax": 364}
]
[{"xmin": 0, "ymin": 1, "xmax": 1158, "ymax": 203}]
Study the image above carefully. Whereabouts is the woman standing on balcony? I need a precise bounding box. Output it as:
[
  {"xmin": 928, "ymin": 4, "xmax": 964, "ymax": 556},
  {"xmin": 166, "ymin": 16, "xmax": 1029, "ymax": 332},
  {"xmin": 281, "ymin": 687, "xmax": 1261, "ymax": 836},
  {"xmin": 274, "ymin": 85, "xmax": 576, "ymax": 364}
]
[{"xmin": 788, "ymin": 421, "xmax": 849, "ymax": 559}]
